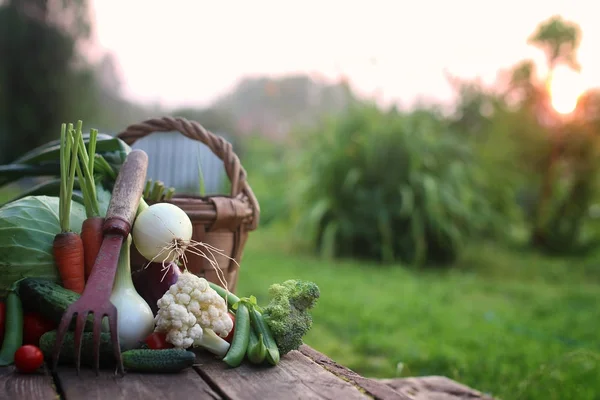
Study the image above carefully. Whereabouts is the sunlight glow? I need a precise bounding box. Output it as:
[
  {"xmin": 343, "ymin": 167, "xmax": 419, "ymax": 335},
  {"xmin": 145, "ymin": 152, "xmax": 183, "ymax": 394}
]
[{"xmin": 549, "ymin": 65, "xmax": 583, "ymax": 115}]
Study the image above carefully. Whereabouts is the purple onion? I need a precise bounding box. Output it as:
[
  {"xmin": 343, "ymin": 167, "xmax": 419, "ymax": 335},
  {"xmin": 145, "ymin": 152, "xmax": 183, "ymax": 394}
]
[{"xmin": 132, "ymin": 262, "xmax": 181, "ymax": 315}]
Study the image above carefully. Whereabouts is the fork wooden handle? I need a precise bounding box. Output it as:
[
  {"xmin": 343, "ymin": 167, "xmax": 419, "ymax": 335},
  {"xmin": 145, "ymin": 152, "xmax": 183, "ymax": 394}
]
[{"xmin": 104, "ymin": 149, "xmax": 149, "ymax": 235}]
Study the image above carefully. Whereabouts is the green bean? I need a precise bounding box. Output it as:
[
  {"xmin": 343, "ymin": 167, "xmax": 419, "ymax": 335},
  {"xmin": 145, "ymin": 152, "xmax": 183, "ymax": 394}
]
[
  {"xmin": 222, "ymin": 302, "xmax": 250, "ymax": 368},
  {"xmin": 0, "ymin": 289, "xmax": 23, "ymax": 366},
  {"xmin": 248, "ymin": 307, "xmax": 280, "ymax": 366},
  {"xmin": 208, "ymin": 283, "xmax": 280, "ymax": 365},
  {"xmin": 246, "ymin": 329, "xmax": 267, "ymax": 364},
  {"xmin": 208, "ymin": 282, "xmax": 240, "ymax": 311}
]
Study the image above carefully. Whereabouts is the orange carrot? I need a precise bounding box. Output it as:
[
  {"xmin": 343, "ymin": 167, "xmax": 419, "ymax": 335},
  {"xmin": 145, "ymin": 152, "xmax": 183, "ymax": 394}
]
[
  {"xmin": 53, "ymin": 232, "xmax": 86, "ymax": 294},
  {"xmin": 81, "ymin": 216, "xmax": 104, "ymax": 280},
  {"xmin": 53, "ymin": 122, "xmax": 86, "ymax": 294},
  {"xmin": 73, "ymin": 127, "xmax": 104, "ymax": 283}
]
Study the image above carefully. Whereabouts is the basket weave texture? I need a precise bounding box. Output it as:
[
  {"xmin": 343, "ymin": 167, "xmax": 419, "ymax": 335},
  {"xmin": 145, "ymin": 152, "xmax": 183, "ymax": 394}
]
[{"xmin": 118, "ymin": 117, "xmax": 259, "ymax": 293}]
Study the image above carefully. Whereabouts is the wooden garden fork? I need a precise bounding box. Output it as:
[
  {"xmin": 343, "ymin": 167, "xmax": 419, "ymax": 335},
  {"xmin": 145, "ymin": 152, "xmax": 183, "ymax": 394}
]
[{"xmin": 52, "ymin": 149, "xmax": 149, "ymax": 375}]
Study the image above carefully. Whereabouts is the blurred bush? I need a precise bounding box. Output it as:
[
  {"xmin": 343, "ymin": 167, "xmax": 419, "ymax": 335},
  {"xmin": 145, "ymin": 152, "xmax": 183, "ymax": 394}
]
[
  {"xmin": 468, "ymin": 90, "xmax": 600, "ymax": 254},
  {"xmin": 447, "ymin": 63, "xmax": 600, "ymax": 255},
  {"xmin": 288, "ymin": 103, "xmax": 502, "ymax": 266},
  {"xmin": 528, "ymin": 117, "xmax": 600, "ymax": 254},
  {"xmin": 240, "ymin": 135, "xmax": 296, "ymax": 226},
  {"xmin": 239, "ymin": 77, "xmax": 600, "ymax": 262}
]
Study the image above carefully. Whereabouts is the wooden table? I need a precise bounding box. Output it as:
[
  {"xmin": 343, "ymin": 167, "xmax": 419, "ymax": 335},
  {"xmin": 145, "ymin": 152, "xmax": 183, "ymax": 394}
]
[{"xmin": 0, "ymin": 345, "xmax": 413, "ymax": 400}]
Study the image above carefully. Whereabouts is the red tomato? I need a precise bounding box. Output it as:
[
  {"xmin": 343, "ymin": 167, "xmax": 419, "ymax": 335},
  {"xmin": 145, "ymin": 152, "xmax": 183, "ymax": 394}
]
[
  {"xmin": 144, "ymin": 332, "xmax": 173, "ymax": 350},
  {"xmin": 0, "ymin": 302, "xmax": 5, "ymax": 345},
  {"xmin": 224, "ymin": 312, "xmax": 235, "ymax": 343},
  {"xmin": 23, "ymin": 312, "xmax": 57, "ymax": 347},
  {"xmin": 14, "ymin": 345, "xmax": 44, "ymax": 374}
]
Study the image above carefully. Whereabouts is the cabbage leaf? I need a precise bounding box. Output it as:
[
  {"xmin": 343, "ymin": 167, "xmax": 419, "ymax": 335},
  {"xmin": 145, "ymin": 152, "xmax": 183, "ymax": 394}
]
[{"xmin": 0, "ymin": 196, "xmax": 87, "ymax": 297}]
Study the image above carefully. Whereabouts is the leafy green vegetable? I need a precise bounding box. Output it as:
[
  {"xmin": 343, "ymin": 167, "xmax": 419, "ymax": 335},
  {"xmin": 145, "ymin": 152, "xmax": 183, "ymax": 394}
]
[
  {"xmin": 12, "ymin": 133, "xmax": 114, "ymax": 163},
  {"xmin": 0, "ymin": 196, "xmax": 87, "ymax": 297},
  {"xmin": 0, "ymin": 178, "xmax": 79, "ymax": 207},
  {"xmin": 14, "ymin": 135, "xmax": 130, "ymax": 167},
  {"xmin": 2, "ymin": 180, "xmax": 111, "ymax": 217},
  {"xmin": 0, "ymin": 137, "xmax": 131, "ymax": 188},
  {"xmin": 0, "ymin": 164, "xmax": 62, "ymax": 186},
  {"xmin": 95, "ymin": 184, "xmax": 111, "ymax": 217}
]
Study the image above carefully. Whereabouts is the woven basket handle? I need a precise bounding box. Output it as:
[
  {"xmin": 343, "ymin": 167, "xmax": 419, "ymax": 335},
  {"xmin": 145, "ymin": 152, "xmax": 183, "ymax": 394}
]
[{"xmin": 117, "ymin": 116, "xmax": 260, "ymax": 229}]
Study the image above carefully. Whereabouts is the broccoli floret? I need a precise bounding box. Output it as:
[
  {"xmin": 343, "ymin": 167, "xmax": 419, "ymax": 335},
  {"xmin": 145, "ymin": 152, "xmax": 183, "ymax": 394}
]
[{"xmin": 262, "ymin": 280, "xmax": 320, "ymax": 355}]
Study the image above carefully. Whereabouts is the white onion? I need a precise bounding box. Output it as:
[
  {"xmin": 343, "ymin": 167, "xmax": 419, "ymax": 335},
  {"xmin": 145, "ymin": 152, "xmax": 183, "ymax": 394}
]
[
  {"xmin": 110, "ymin": 235, "xmax": 155, "ymax": 350},
  {"xmin": 132, "ymin": 203, "xmax": 193, "ymax": 264}
]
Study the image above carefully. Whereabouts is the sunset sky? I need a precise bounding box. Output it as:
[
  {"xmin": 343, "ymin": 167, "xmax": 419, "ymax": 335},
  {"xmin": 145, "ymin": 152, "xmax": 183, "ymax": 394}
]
[{"xmin": 91, "ymin": 0, "xmax": 600, "ymax": 110}]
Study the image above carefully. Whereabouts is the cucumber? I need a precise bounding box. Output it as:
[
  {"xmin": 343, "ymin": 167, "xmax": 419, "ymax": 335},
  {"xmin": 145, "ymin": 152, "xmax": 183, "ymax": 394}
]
[
  {"xmin": 18, "ymin": 278, "xmax": 95, "ymax": 331},
  {"xmin": 122, "ymin": 349, "xmax": 196, "ymax": 373},
  {"xmin": 19, "ymin": 278, "xmax": 79, "ymax": 321},
  {"xmin": 39, "ymin": 330, "xmax": 119, "ymax": 368}
]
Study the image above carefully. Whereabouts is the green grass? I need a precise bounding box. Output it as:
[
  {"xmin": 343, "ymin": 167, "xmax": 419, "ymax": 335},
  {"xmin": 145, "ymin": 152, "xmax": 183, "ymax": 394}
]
[{"xmin": 236, "ymin": 225, "xmax": 600, "ymax": 400}]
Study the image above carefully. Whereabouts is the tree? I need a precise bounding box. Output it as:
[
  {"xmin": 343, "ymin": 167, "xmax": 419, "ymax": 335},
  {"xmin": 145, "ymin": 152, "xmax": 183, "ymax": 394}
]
[
  {"xmin": 0, "ymin": 0, "xmax": 93, "ymax": 163},
  {"xmin": 528, "ymin": 15, "xmax": 582, "ymax": 72},
  {"xmin": 502, "ymin": 60, "xmax": 545, "ymax": 108},
  {"xmin": 524, "ymin": 16, "xmax": 600, "ymax": 252},
  {"xmin": 446, "ymin": 73, "xmax": 503, "ymax": 138}
]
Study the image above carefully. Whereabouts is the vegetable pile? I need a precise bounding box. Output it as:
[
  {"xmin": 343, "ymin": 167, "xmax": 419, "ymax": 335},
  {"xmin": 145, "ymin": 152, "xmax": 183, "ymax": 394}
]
[{"xmin": 0, "ymin": 121, "xmax": 320, "ymax": 374}]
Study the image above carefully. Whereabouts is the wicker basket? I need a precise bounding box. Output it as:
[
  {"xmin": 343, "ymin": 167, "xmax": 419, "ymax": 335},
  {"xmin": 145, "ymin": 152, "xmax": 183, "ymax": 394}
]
[{"xmin": 117, "ymin": 117, "xmax": 259, "ymax": 293}]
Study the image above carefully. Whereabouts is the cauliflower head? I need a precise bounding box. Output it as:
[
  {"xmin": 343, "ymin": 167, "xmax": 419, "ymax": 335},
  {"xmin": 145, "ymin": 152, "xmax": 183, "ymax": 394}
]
[{"xmin": 154, "ymin": 272, "xmax": 233, "ymax": 349}]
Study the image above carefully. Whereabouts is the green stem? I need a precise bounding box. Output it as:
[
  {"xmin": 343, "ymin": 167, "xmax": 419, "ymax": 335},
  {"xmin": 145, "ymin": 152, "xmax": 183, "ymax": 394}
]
[
  {"xmin": 59, "ymin": 124, "xmax": 67, "ymax": 232},
  {"xmin": 74, "ymin": 159, "xmax": 93, "ymax": 217},
  {"xmin": 113, "ymin": 235, "xmax": 133, "ymax": 292},
  {"xmin": 208, "ymin": 282, "xmax": 241, "ymax": 309},
  {"xmin": 73, "ymin": 129, "xmax": 93, "ymax": 217},
  {"xmin": 164, "ymin": 188, "xmax": 175, "ymax": 201},
  {"xmin": 94, "ymin": 155, "xmax": 117, "ymax": 181},
  {"xmin": 63, "ymin": 123, "xmax": 74, "ymax": 231},
  {"xmin": 156, "ymin": 182, "xmax": 165, "ymax": 201},
  {"xmin": 150, "ymin": 181, "xmax": 163, "ymax": 202},
  {"xmin": 92, "ymin": 156, "xmax": 110, "ymax": 178},
  {"xmin": 137, "ymin": 198, "xmax": 150, "ymax": 216},
  {"xmin": 197, "ymin": 156, "xmax": 206, "ymax": 196},
  {"xmin": 143, "ymin": 179, "xmax": 152, "ymax": 199},
  {"xmin": 65, "ymin": 122, "xmax": 82, "ymax": 232},
  {"xmin": 65, "ymin": 123, "xmax": 73, "ymax": 180},
  {"xmin": 76, "ymin": 129, "xmax": 99, "ymax": 217},
  {"xmin": 88, "ymin": 128, "xmax": 98, "ymax": 177}
]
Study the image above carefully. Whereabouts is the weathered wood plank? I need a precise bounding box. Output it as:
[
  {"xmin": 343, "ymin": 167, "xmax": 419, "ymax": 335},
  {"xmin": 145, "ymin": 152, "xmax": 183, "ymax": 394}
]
[
  {"xmin": 299, "ymin": 345, "xmax": 411, "ymax": 400},
  {"xmin": 195, "ymin": 350, "xmax": 372, "ymax": 400},
  {"xmin": 378, "ymin": 376, "xmax": 496, "ymax": 399},
  {"xmin": 0, "ymin": 366, "xmax": 58, "ymax": 400},
  {"xmin": 55, "ymin": 367, "xmax": 222, "ymax": 400}
]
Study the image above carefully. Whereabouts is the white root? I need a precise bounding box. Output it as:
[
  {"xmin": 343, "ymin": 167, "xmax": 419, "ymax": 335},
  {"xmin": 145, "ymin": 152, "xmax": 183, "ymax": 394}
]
[
  {"xmin": 159, "ymin": 262, "xmax": 176, "ymax": 282},
  {"xmin": 133, "ymin": 203, "xmax": 239, "ymax": 303},
  {"xmin": 184, "ymin": 241, "xmax": 229, "ymax": 290},
  {"xmin": 141, "ymin": 238, "xmax": 241, "ymax": 298}
]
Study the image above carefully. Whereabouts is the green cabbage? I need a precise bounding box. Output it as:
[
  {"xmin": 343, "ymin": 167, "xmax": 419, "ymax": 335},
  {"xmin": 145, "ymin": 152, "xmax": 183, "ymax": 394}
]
[{"xmin": 0, "ymin": 196, "xmax": 87, "ymax": 297}]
